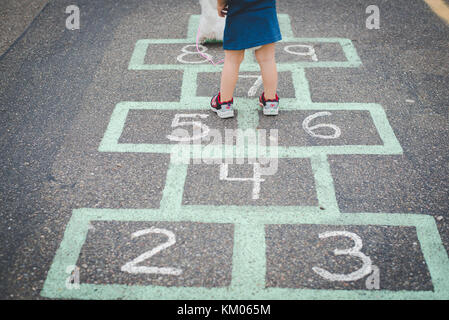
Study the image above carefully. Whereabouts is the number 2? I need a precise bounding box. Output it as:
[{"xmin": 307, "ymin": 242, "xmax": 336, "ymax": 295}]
[{"xmin": 121, "ymin": 227, "xmax": 182, "ymax": 276}]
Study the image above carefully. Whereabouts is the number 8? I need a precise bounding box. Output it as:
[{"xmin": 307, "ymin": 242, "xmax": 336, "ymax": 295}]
[{"xmin": 177, "ymin": 44, "xmax": 212, "ymax": 64}]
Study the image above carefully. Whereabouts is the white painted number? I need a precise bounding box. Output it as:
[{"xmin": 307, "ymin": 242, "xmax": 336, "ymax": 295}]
[
  {"xmin": 219, "ymin": 163, "xmax": 265, "ymax": 200},
  {"xmin": 312, "ymin": 231, "xmax": 373, "ymax": 282},
  {"xmin": 302, "ymin": 112, "xmax": 341, "ymax": 139},
  {"xmin": 238, "ymin": 75, "xmax": 263, "ymax": 96},
  {"xmin": 177, "ymin": 44, "xmax": 212, "ymax": 64},
  {"xmin": 166, "ymin": 113, "xmax": 210, "ymax": 142},
  {"xmin": 121, "ymin": 227, "xmax": 182, "ymax": 275},
  {"xmin": 284, "ymin": 44, "xmax": 318, "ymax": 61}
]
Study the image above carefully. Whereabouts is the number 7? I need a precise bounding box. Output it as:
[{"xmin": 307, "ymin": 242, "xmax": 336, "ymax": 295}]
[{"xmin": 238, "ymin": 75, "xmax": 263, "ymax": 97}]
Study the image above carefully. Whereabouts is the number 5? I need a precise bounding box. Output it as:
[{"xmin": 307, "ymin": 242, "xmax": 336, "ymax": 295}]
[{"xmin": 166, "ymin": 113, "xmax": 210, "ymax": 142}]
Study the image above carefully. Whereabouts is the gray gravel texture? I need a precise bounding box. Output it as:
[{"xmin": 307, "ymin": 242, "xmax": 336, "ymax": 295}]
[{"xmin": 0, "ymin": 0, "xmax": 49, "ymax": 56}]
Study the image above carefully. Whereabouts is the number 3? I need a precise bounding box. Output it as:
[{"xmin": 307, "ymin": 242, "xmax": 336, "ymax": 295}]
[{"xmin": 312, "ymin": 231, "xmax": 372, "ymax": 282}]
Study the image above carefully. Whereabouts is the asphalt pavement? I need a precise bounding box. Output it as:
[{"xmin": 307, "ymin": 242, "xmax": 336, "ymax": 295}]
[{"xmin": 0, "ymin": 0, "xmax": 448, "ymax": 300}]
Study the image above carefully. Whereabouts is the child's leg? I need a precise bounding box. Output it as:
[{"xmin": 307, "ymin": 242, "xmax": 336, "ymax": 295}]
[
  {"xmin": 220, "ymin": 49, "xmax": 245, "ymax": 101},
  {"xmin": 254, "ymin": 43, "xmax": 277, "ymax": 100}
]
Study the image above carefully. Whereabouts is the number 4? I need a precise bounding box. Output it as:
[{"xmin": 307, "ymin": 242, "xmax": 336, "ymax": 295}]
[{"xmin": 219, "ymin": 163, "xmax": 265, "ymax": 200}]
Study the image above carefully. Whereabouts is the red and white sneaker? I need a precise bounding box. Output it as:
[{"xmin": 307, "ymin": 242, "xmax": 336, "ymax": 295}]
[
  {"xmin": 259, "ymin": 92, "xmax": 280, "ymax": 116},
  {"xmin": 210, "ymin": 92, "xmax": 234, "ymax": 118}
]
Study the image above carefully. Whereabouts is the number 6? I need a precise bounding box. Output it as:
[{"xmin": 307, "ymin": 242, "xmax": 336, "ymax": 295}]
[{"xmin": 302, "ymin": 112, "xmax": 341, "ymax": 139}]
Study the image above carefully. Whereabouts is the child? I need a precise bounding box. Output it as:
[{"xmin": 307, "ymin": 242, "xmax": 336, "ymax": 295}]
[{"xmin": 210, "ymin": 0, "xmax": 282, "ymax": 118}]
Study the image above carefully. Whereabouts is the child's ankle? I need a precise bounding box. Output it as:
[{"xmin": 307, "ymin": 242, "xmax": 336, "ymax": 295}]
[
  {"xmin": 219, "ymin": 92, "xmax": 233, "ymax": 104},
  {"xmin": 263, "ymin": 92, "xmax": 278, "ymax": 101}
]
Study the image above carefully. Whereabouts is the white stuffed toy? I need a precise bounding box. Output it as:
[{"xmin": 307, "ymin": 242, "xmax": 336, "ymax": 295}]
[{"xmin": 198, "ymin": 0, "xmax": 226, "ymax": 43}]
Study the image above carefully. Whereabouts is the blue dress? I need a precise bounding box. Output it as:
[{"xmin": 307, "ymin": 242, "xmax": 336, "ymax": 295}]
[{"xmin": 223, "ymin": 0, "xmax": 282, "ymax": 50}]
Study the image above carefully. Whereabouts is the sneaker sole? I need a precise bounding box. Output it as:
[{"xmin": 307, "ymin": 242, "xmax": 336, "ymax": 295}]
[
  {"xmin": 211, "ymin": 106, "xmax": 234, "ymax": 118},
  {"xmin": 259, "ymin": 102, "xmax": 279, "ymax": 116}
]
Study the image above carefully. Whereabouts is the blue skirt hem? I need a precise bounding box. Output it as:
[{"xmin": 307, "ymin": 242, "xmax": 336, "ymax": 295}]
[{"xmin": 223, "ymin": 34, "xmax": 282, "ymax": 51}]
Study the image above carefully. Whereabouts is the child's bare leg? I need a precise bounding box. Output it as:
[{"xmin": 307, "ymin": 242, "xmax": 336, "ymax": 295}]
[
  {"xmin": 255, "ymin": 43, "xmax": 277, "ymax": 99},
  {"xmin": 220, "ymin": 49, "xmax": 245, "ymax": 101}
]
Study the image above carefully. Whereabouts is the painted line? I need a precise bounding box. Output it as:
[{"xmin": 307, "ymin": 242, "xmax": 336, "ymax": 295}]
[
  {"xmin": 128, "ymin": 49, "xmax": 361, "ymax": 71},
  {"xmin": 43, "ymin": 284, "xmax": 448, "ymax": 300},
  {"xmin": 292, "ymin": 68, "xmax": 312, "ymax": 104},
  {"xmin": 41, "ymin": 208, "xmax": 449, "ymax": 300},
  {"xmin": 159, "ymin": 161, "xmax": 188, "ymax": 213},
  {"xmin": 424, "ymin": 0, "xmax": 449, "ymax": 24},
  {"xmin": 231, "ymin": 223, "xmax": 266, "ymax": 291},
  {"xmin": 128, "ymin": 15, "xmax": 362, "ymax": 70},
  {"xmin": 129, "ymin": 62, "xmax": 361, "ymax": 71},
  {"xmin": 236, "ymin": 104, "xmax": 259, "ymax": 130},
  {"xmin": 98, "ymin": 99, "xmax": 403, "ymax": 157},
  {"xmin": 277, "ymin": 14, "xmax": 295, "ymax": 38},
  {"xmin": 99, "ymin": 142, "xmax": 402, "ymax": 158},
  {"xmin": 180, "ymin": 68, "xmax": 198, "ymax": 103},
  {"xmin": 310, "ymin": 154, "xmax": 340, "ymax": 213},
  {"xmin": 99, "ymin": 66, "xmax": 402, "ymax": 157}
]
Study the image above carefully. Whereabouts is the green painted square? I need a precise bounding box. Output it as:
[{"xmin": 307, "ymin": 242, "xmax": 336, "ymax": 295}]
[
  {"xmin": 266, "ymin": 224, "xmax": 433, "ymax": 291},
  {"xmin": 76, "ymin": 220, "xmax": 234, "ymax": 288}
]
